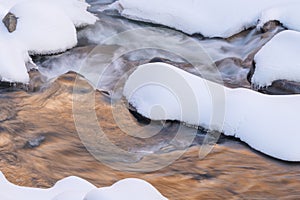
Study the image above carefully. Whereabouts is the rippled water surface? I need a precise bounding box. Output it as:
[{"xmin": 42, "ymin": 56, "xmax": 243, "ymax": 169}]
[{"xmin": 1, "ymin": 1, "xmax": 300, "ymax": 199}]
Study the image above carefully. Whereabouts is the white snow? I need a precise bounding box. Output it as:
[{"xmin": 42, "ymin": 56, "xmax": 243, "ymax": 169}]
[
  {"xmin": 0, "ymin": 172, "xmax": 96, "ymax": 200},
  {"xmin": 112, "ymin": 0, "xmax": 300, "ymax": 38},
  {"xmin": 85, "ymin": 178, "xmax": 168, "ymax": 200},
  {"xmin": 252, "ymin": 30, "xmax": 300, "ymax": 87},
  {"xmin": 124, "ymin": 63, "xmax": 300, "ymax": 161},
  {"xmin": 0, "ymin": 35, "xmax": 30, "ymax": 83},
  {"xmin": 0, "ymin": 172, "xmax": 167, "ymax": 200},
  {"xmin": 258, "ymin": 4, "xmax": 300, "ymax": 32},
  {"xmin": 49, "ymin": 0, "xmax": 98, "ymax": 28},
  {"xmin": 0, "ymin": 0, "xmax": 98, "ymax": 83},
  {"xmin": 0, "ymin": 0, "xmax": 97, "ymax": 27},
  {"xmin": 10, "ymin": 0, "xmax": 77, "ymax": 54}
]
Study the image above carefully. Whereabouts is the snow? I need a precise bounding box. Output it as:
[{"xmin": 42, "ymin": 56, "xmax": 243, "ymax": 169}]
[
  {"xmin": 10, "ymin": 0, "xmax": 77, "ymax": 54},
  {"xmin": 0, "ymin": 0, "xmax": 98, "ymax": 83},
  {"xmin": 0, "ymin": 0, "xmax": 97, "ymax": 27},
  {"xmin": 0, "ymin": 172, "xmax": 167, "ymax": 200},
  {"xmin": 0, "ymin": 172, "xmax": 96, "ymax": 200},
  {"xmin": 111, "ymin": 0, "xmax": 299, "ymax": 38},
  {"xmin": 49, "ymin": 0, "xmax": 98, "ymax": 28},
  {"xmin": 252, "ymin": 30, "xmax": 300, "ymax": 87},
  {"xmin": 259, "ymin": 4, "xmax": 300, "ymax": 32},
  {"xmin": 85, "ymin": 178, "xmax": 168, "ymax": 200},
  {"xmin": 124, "ymin": 63, "xmax": 300, "ymax": 161},
  {"xmin": 0, "ymin": 35, "xmax": 30, "ymax": 83}
]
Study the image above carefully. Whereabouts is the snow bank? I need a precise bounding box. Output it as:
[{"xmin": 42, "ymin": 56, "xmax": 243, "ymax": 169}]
[
  {"xmin": 0, "ymin": 35, "xmax": 30, "ymax": 83},
  {"xmin": 85, "ymin": 178, "xmax": 168, "ymax": 200},
  {"xmin": 0, "ymin": 172, "xmax": 167, "ymax": 200},
  {"xmin": 10, "ymin": 0, "xmax": 77, "ymax": 54},
  {"xmin": 111, "ymin": 0, "xmax": 299, "ymax": 38},
  {"xmin": 1, "ymin": 0, "xmax": 97, "ymax": 27},
  {"xmin": 252, "ymin": 30, "xmax": 300, "ymax": 87},
  {"xmin": 0, "ymin": 172, "xmax": 96, "ymax": 200},
  {"xmin": 0, "ymin": 0, "xmax": 97, "ymax": 83},
  {"xmin": 49, "ymin": 0, "xmax": 98, "ymax": 27},
  {"xmin": 124, "ymin": 63, "xmax": 300, "ymax": 161},
  {"xmin": 258, "ymin": 4, "xmax": 300, "ymax": 32}
]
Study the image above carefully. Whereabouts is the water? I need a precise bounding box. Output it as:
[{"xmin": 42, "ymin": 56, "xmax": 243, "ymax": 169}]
[{"xmin": 1, "ymin": 1, "xmax": 300, "ymax": 199}]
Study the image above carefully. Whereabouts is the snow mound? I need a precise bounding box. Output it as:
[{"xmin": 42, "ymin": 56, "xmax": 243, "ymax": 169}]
[
  {"xmin": 259, "ymin": 4, "xmax": 300, "ymax": 32},
  {"xmin": 85, "ymin": 178, "xmax": 168, "ymax": 200},
  {"xmin": 0, "ymin": 172, "xmax": 167, "ymax": 200},
  {"xmin": 252, "ymin": 30, "xmax": 300, "ymax": 87},
  {"xmin": 10, "ymin": 0, "xmax": 77, "ymax": 54},
  {"xmin": 111, "ymin": 0, "xmax": 298, "ymax": 38},
  {"xmin": 0, "ymin": 173, "xmax": 96, "ymax": 200},
  {"xmin": 124, "ymin": 63, "xmax": 300, "ymax": 161},
  {"xmin": 0, "ymin": 36, "xmax": 30, "ymax": 83},
  {"xmin": 0, "ymin": 0, "xmax": 97, "ymax": 83},
  {"xmin": 50, "ymin": 0, "xmax": 98, "ymax": 27},
  {"xmin": 1, "ymin": 0, "xmax": 97, "ymax": 27}
]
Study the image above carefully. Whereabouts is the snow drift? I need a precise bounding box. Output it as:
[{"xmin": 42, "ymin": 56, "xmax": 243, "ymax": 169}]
[
  {"xmin": 0, "ymin": 172, "xmax": 167, "ymax": 200},
  {"xmin": 124, "ymin": 63, "xmax": 300, "ymax": 161}
]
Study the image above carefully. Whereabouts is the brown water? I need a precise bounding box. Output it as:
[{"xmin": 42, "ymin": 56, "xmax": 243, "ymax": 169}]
[
  {"xmin": 1, "ymin": 2, "xmax": 300, "ymax": 199},
  {"xmin": 1, "ymin": 72, "xmax": 300, "ymax": 199}
]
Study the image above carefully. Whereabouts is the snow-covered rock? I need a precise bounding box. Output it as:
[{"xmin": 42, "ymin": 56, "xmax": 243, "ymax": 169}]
[
  {"xmin": 49, "ymin": 0, "xmax": 98, "ymax": 28},
  {"xmin": 124, "ymin": 62, "xmax": 300, "ymax": 161},
  {"xmin": 1, "ymin": 0, "xmax": 97, "ymax": 27},
  {"xmin": 111, "ymin": 0, "xmax": 299, "ymax": 38},
  {"xmin": 252, "ymin": 30, "xmax": 300, "ymax": 87},
  {"xmin": 0, "ymin": 0, "xmax": 97, "ymax": 83},
  {"xmin": 0, "ymin": 172, "xmax": 167, "ymax": 200},
  {"xmin": 0, "ymin": 35, "xmax": 30, "ymax": 83},
  {"xmin": 258, "ymin": 4, "xmax": 300, "ymax": 32},
  {"xmin": 10, "ymin": 0, "xmax": 77, "ymax": 54}
]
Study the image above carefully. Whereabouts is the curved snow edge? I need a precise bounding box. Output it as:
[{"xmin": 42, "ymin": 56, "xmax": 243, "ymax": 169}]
[
  {"xmin": 112, "ymin": 0, "xmax": 300, "ymax": 38},
  {"xmin": 0, "ymin": 171, "xmax": 167, "ymax": 200},
  {"xmin": 124, "ymin": 63, "xmax": 300, "ymax": 161}
]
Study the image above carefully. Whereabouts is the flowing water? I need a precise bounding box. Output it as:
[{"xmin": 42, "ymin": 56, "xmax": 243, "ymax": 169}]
[{"xmin": 1, "ymin": 1, "xmax": 300, "ymax": 199}]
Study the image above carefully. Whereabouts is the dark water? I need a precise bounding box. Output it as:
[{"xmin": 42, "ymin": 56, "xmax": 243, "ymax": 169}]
[{"xmin": 1, "ymin": 1, "xmax": 300, "ymax": 199}]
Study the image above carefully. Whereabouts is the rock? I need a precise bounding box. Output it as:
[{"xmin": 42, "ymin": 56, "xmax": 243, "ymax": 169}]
[
  {"xmin": 261, "ymin": 20, "xmax": 282, "ymax": 33},
  {"xmin": 247, "ymin": 61, "xmax": 256, "ymax": 84},
  {"xmin": 24, "ymin": 136, "xmax": 46, "ymax": 148},
  {"xmin": 258, "ymin": 80, "xmax": 300, "ymax": 95},
  {"xmin": 2, "ymin": 12, "xmax": 17, "ymax": 33}
]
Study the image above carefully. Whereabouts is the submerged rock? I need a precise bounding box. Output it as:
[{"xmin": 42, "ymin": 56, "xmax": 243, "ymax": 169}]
[{"xmin": 24, "ymin": 136, "xmax": 46, "ymax": 148}]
